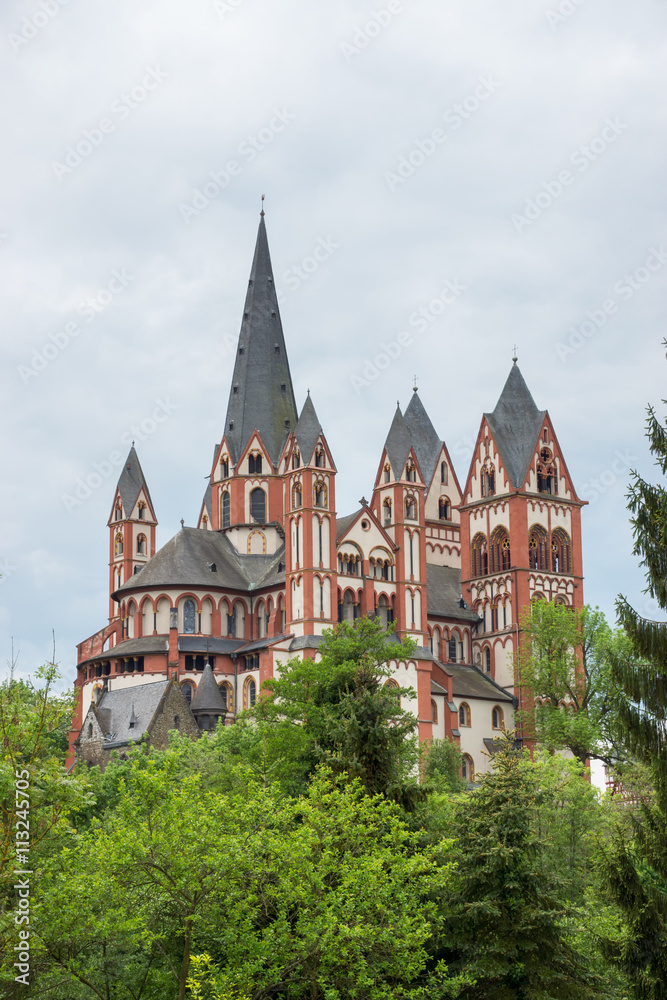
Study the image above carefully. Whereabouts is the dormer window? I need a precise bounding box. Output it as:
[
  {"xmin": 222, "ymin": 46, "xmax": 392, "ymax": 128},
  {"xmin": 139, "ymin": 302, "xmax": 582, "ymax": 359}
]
[{"xmin": 248, "ymin": 453, "xmax": 262, "ymax": 475}]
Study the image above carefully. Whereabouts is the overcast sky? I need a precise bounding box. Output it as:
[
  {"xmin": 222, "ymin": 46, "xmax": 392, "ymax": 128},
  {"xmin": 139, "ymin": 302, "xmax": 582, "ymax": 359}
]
[{"xmin": 1, "ymin": 0, "xmax": 666, "ymax": 684}]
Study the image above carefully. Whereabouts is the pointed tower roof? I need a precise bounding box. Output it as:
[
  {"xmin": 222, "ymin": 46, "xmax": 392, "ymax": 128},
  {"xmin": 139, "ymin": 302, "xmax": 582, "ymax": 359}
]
[
  {"xmin": 383, "ymin": 405, "xmax": 413, "ymax": 479},
  {"xmin": 190, "ymin": 663, "xmax": 227, "ymax": 714},
  {"xmin": 485, "ymin": 364, "xmax": 546, "ymax": 489},
  {"xmin": 116, "ymin": 446, "xmax": 154, "ymax": 517},
  {"xmin": 294, "ymin": 394, "xmax": 323, "ymax": 464},
  {"xmin": 403, "ymin": 389, "xmax": 442, "ymax": 488},
  {"xmin": 223, "ymin": 215, "xmax": 298, "ymax": 467}
]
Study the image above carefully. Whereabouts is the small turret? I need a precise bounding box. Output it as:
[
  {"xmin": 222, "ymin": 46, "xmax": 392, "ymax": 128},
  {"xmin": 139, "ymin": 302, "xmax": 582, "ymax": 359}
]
[{"xmin": 108, "ymin": 446, "xmax": 157, "ymax": 622}]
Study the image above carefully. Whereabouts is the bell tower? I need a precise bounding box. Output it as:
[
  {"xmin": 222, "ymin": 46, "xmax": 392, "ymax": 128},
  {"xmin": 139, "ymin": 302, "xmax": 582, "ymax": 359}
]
[{"xmin": 108, "ymin": 446, "xmax": 157, "ymax": 621}]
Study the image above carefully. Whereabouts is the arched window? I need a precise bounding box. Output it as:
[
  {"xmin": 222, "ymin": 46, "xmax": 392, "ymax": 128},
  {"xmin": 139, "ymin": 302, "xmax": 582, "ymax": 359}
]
[
  {"xmin": 88, "ymin": 722, "xmax": 93, "ymax": 738},
  {"xmin": 462, "ymin": 754, "xmax": 475, "ymax": 782},
  {"xmin": 244, "ymin": 676, "xmax": 256, "ymax": 709},
  {"xmin": 220, "ymin": 457, "xmax": 229, "ymax": 478},
  {"xmin": 114, "ymin": 533, "xmax": 124, "ymax": 556},
  {"xmin": 115, "ymin": 502, "xmax": 123, "ymax": 521},
  {"xmin": 459, "ymin": 702, "xmax": 471, "ymax": 727},
  {"xmin": 551, "ymin": 528, "xmax": 572, "ymax": 574},
  {"xmin": 406, "ymin": 462, "xmax": 416, "ymax": 482},
  {"xmin": 440, "ymin": 461, "xmax": 448, "ymax": 485},
  {"xmin": 377, "ymin": 594, "xmax": 393, "ymax": 629},
  {"xmin": 250, "ymin": 488, "xmax": 266, "ymax": 524},
  {"xmin": 183, "ymin": 599, "xmax": 196, "ymax": 634},
  {"xmin": 384, "ymin": 677, "xmax": 400, "ymax": 690},
  {"xmin": 439, "ymin": 497, "xmax": 451, "ymax": 520},
  {"xmin": 136, "ymin": 534, "xmax": 147, "ymax": 555},
  {"xmin": 248, "ymin": 453, "xmax": 262, "ymax": 475},
  {"xmin": 314, "ymin": 481, "xmax": 327, "ymax": 508},
  {"xmin": 292, "ymin": 482, "xmax": 302, "ymax": 509},
  {"xmin": 431, "ymin": 699, "xmax": 438, "ymax": 723},
  {"xmin": 481, "ymin": 459, "xmax": 495, "ymax": 497},
  {"xmin": 173, "ymin": 715, "xmax": 180, "ymax": 730},
  {"xmin": 181, "ymin": 681, "xmax": 194, "ymax": 704},
  {"xmin": 448, "ymin": 637, "xmax": 457, "ymax": 663},
  {"xmin": 137, "ymin": 501, "xmax": 146, "ymax": 520},
  {"xmin": 492, "ymin": 705, "xmax": 504, "ymax": 730},
  {"xmin": 528, "ymin": 525, "xmax": 548, "ymax": 570},
  {"xmin": 384, "ymin": 464, "xmax": 391, "ymax": 484},
  {"xmin": 221, "ymin": 491, "xmax": 230, "ymax": 529},
  {"xmin": 405, "ymin": 496, "xmax": 417, "ymax": 520},
  {"xmin": 218, "ymin": 681, "xmax": 234, "ymax": 712},
  {"xmin": 292, "ymin": 449, "xmax": 300, "ymax": 469},
  {"xmin": 490, "ymin": 526, "xmax": 510, "ymax": 572},
  {"xmin": 471, "ymin": 533, "xmax": 488, "ymax": 577},
  {"xmin": 537, "ymin": 448, "xmax": 557, "ymax": 495},
  {"xmin": 315, "ymin": 447, "xmax": 325, "ymax": 468},
  {"xmin": 484, "ymin": 647, "xmax": 492, "ymax": 672},
  {"xmin": 383, "ymin": 498, "xmax": 392, "ymax": 526}
]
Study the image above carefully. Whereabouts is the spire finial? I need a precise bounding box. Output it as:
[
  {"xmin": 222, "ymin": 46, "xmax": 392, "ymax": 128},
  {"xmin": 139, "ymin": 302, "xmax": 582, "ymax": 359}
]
[
  {"xmin": 260, "ymin": 194, "xmax": 265, "ymax": 218},
  {"xmin": 512, "ymin": 345, "xmax": 518, "ymax": 364},
  {"xmin": 180, "ymin": 518, "xmax": 185, "ymax": 529},
  {"xmin": 131, "ymin": 439, "xmax": 135, "ymax": 446},
  {"xmin": 412, "ymin": 374, "xmax": 418, "ymax": 393}
]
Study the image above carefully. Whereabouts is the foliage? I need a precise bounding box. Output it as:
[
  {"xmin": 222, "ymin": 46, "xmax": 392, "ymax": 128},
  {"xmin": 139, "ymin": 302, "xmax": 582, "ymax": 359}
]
[
  {"xmin": 255, "ymin": 618, "xmax": 423, "ymax": 805},
  {"xmin": 438, "ymin": 732, "xmax": 593, "ymax": 999},
  {"xmin": 516, "ymin": 602, "xmax": 632, "ymax": 766},
  {"xmin": 422, "ymin": 738, "xmax": 466, "ymax": 794}
]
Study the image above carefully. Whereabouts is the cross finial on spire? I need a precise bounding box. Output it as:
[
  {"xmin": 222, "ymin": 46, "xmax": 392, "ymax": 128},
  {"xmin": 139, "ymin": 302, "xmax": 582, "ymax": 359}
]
[
  {"xmin": 512, "ymin": 345, "xmax": 518, "ymax": 364},
  {"xmin": 260, "ymin": 194, "xmax": 265, "ymax": 218},
  {"xmin": 412, "ymin": 374, "xmax": 418, "ymax": 393}
]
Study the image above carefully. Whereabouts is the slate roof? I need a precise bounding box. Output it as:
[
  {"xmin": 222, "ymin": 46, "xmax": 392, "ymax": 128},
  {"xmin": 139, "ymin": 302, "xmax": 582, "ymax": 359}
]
[
  {"xmin": 448, "ymin": 663, "xmax": 515, "ymax": 703},
  {"xmin": 201, "ymin": 481, "xmax": 213, "ymax": 521},
  {"xmin": 178, "ymin": 636, "xmax": 245, "ymax": 654},
  {"xmin": 190, "ymin": 663, "xmax": 227, "ymax": 713},
  {"xmin": 94, "ymin": 679, "xmax": 172, "ymax": 743},
  {"xmin": 335, "ymin": 512, "xmax": 359, "ymax": 542},
  {"xmin": 403, "ymin": 390, "xmax": 442, "ymax": 488},
  {"xmin": 223, "ymin": 216, "xmax": 298, "ymax": 467},
  {"xmin": 485, "ymin": 364, "xmax": 546, "ymax": 490},
  {"xmin": 85, "ymin": 636, "xmax": 169, "ymax": 664},
  {"xmin": 426, "ymin": 565, "xmax": 480, "ymax": 622},
  {"xmin": 294, "ymin": 394, "xmax": 322, "ymax": 465},
  {"xmin": 383, "ymin": 406, "xmax": 413, "ymax": 480},
  {"xmin": 115, "ymin": 528, "xmax": 285, "ymax": 597},
  {"xmin": 116, "ymin": 446, "xmax": 154, "ymax": 518}
]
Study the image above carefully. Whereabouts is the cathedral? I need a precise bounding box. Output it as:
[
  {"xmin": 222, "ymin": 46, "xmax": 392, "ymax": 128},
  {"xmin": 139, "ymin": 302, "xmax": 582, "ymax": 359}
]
[{"xmin": 69, "ymin": 213, "xmax": 586, "ymax": 778}]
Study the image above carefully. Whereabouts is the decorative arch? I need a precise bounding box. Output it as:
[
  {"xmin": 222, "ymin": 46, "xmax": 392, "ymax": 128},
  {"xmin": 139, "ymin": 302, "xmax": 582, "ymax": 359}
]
[
  {"xmin": 250, "ymin": 487, "xmax": 266, "ymax": 524},
  {"xmin": 459, "ymin": 702, "xmax": 471, "ymax": 727},
  {"xmin": 489, "ymin": 526, "xmax": 510, "ymax": 573},
  {"xmin": 551, "ymin": 527, "xmax": 572, "ymax": 574},
  {"xmin": 218, "ymin": 680, "xmax": 234, "ymax": 712},
  {"xmin": 471, "ymin": 532, "xmax": 488, "ymax": 577},
  {"xmin": 243, "ymin": 675, "xmax": 256, "ymax": 709},
  {"xmin": 248, "ymin": 530, "xmax": 266, "ymax": 554},
  {"xmin": 528, "ymin": 524, "xmax": 549, "ymax": 571},
  {"xmin": 462, "ymin": 754, "xmax": 475, "ymax": 782}
]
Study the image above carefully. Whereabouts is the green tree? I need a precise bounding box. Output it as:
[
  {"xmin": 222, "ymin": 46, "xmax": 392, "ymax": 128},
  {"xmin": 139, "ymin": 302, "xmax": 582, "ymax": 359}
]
[
  {"xmin": 438, "ymin": 733, "xmax": 592, "ymax": 999},
  {"xmin": 516, "ymin": 602, "xmax": 630, "ymax": 766},
  {"xmin": 597, "ymin": 387, "xmax": 667, "ymax": 998},
  {"xmin": 255, "ymin": 618, "xmax": 422, "ymax": 804}
]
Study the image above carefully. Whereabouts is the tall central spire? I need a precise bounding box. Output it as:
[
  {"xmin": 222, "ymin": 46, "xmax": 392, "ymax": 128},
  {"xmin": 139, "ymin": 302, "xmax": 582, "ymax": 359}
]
[{"xmin": 223, "ymin": 215, "xmax": 298, "ymax": 468}]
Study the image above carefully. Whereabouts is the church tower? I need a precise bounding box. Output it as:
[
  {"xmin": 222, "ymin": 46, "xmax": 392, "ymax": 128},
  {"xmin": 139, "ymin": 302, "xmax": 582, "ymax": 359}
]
[
  {"xmin": 199, "ymin": 212, "xmax": 298, "ymax": 557},
  {"xmin": 370, "ymin": 400, "xmax": 428, "ymax": 643},
  {"xmin": 282, "ymin": 394, "xmax": 338, "ymax": 636},
  {"xmin": 108, "ymin": 446, "xmax": 157, "ymax": 623},
  {"xmin": 459, "ymin": 361, "xmax": 586, "ymax": 730}
]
